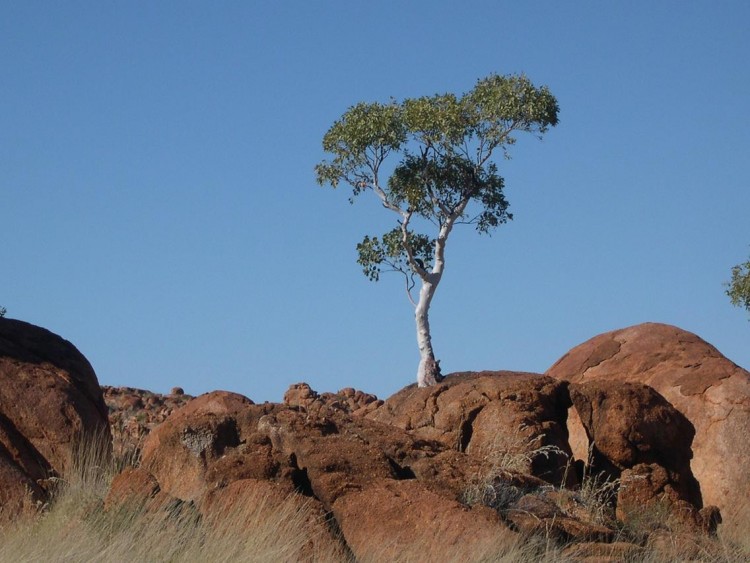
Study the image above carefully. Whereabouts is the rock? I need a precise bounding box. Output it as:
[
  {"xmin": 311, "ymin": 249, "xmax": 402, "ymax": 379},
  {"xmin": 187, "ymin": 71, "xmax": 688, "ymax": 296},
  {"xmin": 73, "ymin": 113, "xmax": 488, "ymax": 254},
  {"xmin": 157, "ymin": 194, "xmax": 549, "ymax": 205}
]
[
  {"xmin": 283, "ymin": 383, "xmax": 382, "ymax": 417},
  {"xmin": 140, "ymin": 389, "xmax": 464, "ymax": 508},
  {"xmin": 562, "ymin": 541, "xmax": 645, "ymax": 562},
  {"xmin": 170, "ymin": 387, "xmax": 184, "ymax": 396},
  {"xmin": 547, "ymin": 322, "xmax": 750, "ymax": 520},
  {"xmin": 200, "ymin": 478, "xmax": 347, "ymax": 561},
  {"xmin": 103, "ymin": 385, "xmax": 195, "ymax": 459},
  {"xmin": 569, "ymin": 380, "xmax": 702, "ymax": 507},
  {"xmin": 332, "ymin": 479, "xmax": 516, "ymax": 561},
  {"xmin": 0, "ymin": 449, "xmax": 45, "ymax": 520},
  {"xmin": 255, "ymin": 406, "xmax": 486, "ymax": 509},
  {"xmin": 104, "ymin": 466, "xmax": 165, "ymax": 511},
  {"xmin": 617, "ymin": 463, "xmax": 722, "ymax": 535},
  {"xmin": 368, "ymin": 371, "xmax": 574, "ymax": 485},
  {"xmin": 505, "ymin": 493, "xmax": 615, "ymax": 543},
  {"xmin": 0, "ymin": 318, "xmax": 110, "ymax": 523},
  {"xmin": 617, "ymin": 463, "xmax": 697, "ymax": 527},
  {"xmin": 131, "ymin": 385, "xmax": 540, "ymax": 559},
  {"xmin": 283, "ymin": 383, "xmax": 319, "ymax": 410},
  {"xmin": 140, "ymin": 391, "xmax": 267, "ymax": 501}
]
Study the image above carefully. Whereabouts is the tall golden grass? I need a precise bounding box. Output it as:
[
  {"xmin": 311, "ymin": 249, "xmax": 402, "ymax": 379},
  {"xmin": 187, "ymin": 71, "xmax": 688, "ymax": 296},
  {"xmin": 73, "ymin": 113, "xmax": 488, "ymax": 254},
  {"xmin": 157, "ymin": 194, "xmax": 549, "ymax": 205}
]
[{"xmin": 0, "ymin": 433, "xmax": 748, "ymax": 562}]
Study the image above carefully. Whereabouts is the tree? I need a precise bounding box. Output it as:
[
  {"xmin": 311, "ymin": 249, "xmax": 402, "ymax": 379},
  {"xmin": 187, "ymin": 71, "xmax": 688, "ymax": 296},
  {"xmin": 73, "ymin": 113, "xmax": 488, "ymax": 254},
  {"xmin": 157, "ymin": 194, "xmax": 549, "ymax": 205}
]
[
  {"xmin": 316, "ymin": 74, "xmax": 559, "ymax": 387},
  {"xmin": 0, "ymin": 306, "xmax": 5, "ymax": 318},
  {"xmin": 726, "ymin": 254, "xmax": 750, "ymax": 317}
]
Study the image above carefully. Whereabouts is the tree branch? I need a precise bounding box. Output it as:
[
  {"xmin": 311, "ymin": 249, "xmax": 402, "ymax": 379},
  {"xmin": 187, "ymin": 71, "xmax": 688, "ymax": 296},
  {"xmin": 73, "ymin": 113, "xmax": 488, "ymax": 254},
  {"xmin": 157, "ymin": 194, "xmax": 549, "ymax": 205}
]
[{"xmin": 400, "ymin": 211, "xmax": 431, "ymax": 281}]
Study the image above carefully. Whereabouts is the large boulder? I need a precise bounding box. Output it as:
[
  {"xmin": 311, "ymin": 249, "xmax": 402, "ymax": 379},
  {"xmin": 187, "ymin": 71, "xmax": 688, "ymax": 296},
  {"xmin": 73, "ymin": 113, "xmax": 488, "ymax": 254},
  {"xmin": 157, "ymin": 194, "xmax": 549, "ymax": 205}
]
[
  {"xmin": 332, "ymin": 479, "xmax": 515, "ymax": 561},
  {"xmin": 0, "ymin": 318, "xmax": 110, "ymax": 522},
  {"xmin": 140, "ymin": 391, "xmax": 275, "ymax": 501},
  {"xmin": 546, "ymin": 322, "xmax": 750, "ymax": 521},
  {"xmin": 569, "ymin": 380, "xmax": 701, "ymax": 507},
  {"xmin": 368, "ymin": 371, "xmax": 574, "ymax": 485}
]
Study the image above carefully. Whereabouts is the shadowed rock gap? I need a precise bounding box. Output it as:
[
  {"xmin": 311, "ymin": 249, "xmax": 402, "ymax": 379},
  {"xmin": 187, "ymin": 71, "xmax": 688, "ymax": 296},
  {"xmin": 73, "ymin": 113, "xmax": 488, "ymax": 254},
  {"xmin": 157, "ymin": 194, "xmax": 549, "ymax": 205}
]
[
  {"xmin": 289, "ymin": 453, "xmax": 316, "ymax": 498},
  {"xmin": 457, "ymin": 405, "xmax": 484, "ymax": 453},
  {"xmin": 386, "ymin": 457, "xmax": 416, "ymax": 480}
]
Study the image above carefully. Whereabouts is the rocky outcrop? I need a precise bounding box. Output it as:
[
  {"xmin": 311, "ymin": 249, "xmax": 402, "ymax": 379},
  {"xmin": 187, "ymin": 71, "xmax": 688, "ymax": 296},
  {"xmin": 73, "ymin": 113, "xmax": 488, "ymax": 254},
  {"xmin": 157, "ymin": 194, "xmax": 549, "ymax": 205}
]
[
  {"xmin": 283, "ymin": 383, "xmax": 382, "ymax": 417},
  {"xmin": 617, "ymin": 463, "xmax": 721, "ymax": 534},
  {"xmin": 107, "ymin": 368, "xmax": 738, "ymax": 557},
  {"xmin": 546, "ymin": 322, "xmax": 750, "ymax": 521},
  {"xmin": 368, "ymin": 371, "xmax": 574, "ymax": 485},
  {"xmin": 131, "ymin": 381, "xmax": 654, "ymax": 557},
  {"xmin": 103, "ymin": 385, "xmax": 194, "ymax": 458},
  {"xmin": 134, "ymin": 389, "xmax": 527, "ymax": 557},
  {"xmin": 0, "ymin": 318, "xmax": 110, "ymax": 522}
]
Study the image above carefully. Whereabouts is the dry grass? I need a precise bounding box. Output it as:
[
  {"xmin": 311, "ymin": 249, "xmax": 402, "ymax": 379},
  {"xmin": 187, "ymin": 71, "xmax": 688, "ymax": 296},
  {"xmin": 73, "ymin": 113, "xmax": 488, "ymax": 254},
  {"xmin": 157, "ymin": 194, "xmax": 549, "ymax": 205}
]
[
  {"xmin": 1, "ymin": 432, "xmax": 749, "ymax": 562},
  {"xmin": 461, "ymin": 435, "xmax": 750, "ymax": 563},
  {"xmin": 471, "ymin": 424, "xmax": 568, "ymax": 476},
  {"xmin": 0, "ymin": 434, "xmax": 346, "ymax": 563}
]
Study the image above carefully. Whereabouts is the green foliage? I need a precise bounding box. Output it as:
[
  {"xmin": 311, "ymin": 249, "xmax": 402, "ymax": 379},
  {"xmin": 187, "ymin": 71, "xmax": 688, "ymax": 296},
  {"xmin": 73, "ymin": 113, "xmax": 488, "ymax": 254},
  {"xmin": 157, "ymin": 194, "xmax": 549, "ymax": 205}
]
[
  {"xmin": 0, "ymin": 306, "xmax": 5, "ymax": 318},
  {"xmin": 357, "ymin": 229, "xmax": 434, "ymax": 281},
  {"xmin": 726, "ymin": 255, "xmax": 750, "ymax": 316},
  {"xmin": 316, "ymin": 73, "xmax": 559, "ymax": 285}
]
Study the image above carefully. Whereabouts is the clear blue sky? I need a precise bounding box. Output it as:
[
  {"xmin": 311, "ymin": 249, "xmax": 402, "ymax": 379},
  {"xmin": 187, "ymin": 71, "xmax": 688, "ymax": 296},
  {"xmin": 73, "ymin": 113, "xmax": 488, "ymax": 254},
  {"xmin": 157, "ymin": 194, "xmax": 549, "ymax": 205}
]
[{"xmin": 2, "ymin": 2, "xmax": 748, "ymax": 402}]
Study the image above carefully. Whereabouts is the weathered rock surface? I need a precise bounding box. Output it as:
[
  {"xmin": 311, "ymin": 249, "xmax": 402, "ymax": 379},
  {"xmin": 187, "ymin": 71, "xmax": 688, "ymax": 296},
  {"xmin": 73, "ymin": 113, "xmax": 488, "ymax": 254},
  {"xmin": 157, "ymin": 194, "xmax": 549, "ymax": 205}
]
[
  {"xmin": 562, "ymin": 541, "xmax": 645, "ymax": 562},
  {"xmin": 283, "ymin": 382, "xmax": 382, "ymax": 417},
  {"xmin": 569, "ymin": 380, "xmax": 702, "ymax": 507},
  {"xmin": 115, "ymin": 372, "xmax": 737, "ymax": 557},
  {"xmin": 368, "ymin": 371, "xmax": 574, "ymax": 485},
  {"xmin": 103, "ymin": 385, "xmax": 194, "ymax": 458},
  {"xmin": 104, "ymin": 466, "xmax": 171, "ymax": 512},
  {"xmin": 201, "ymin": 478, "xmax": 347, "ymax": 561},
  {"xmin": 0, "ymin": 318, "xmax": 110, "ymax": 522},
  {"xmin": 505, "ymin": 492, "xmax": 615, "ymax": 543},
  {"xmin": 133, "ymin": 388, "xmax": 528, "ymax": 558},
  {"xmin": 332, "ymin": 479, "xmax": 514, "ymax": 561},
  {"xmin": 140, "ymin": 391, "xmax": 265, "ymax": 501},
  {"xmin": 616, "ymin": 463, "xmax": 720, "ymax": 533},
  {"xmin": 547, "ymin": 322, "xmax": 750, "ymax": 518}
]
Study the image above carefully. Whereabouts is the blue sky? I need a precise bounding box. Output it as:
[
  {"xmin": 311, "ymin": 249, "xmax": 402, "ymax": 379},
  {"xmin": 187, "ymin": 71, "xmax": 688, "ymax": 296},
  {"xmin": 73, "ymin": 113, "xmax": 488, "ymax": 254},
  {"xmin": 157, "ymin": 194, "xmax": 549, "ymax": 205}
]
[{"xmin": 2, "ymin": 2, "xmax": 748, "ymax": 402}]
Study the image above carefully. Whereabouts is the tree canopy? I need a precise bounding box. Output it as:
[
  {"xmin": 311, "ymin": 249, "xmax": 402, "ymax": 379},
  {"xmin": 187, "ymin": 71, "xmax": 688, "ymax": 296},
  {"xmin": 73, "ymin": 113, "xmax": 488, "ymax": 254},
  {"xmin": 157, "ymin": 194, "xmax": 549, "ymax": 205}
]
[{"xmin": 316, "ymin": 74, "xmax": 559, "ymax": 289}]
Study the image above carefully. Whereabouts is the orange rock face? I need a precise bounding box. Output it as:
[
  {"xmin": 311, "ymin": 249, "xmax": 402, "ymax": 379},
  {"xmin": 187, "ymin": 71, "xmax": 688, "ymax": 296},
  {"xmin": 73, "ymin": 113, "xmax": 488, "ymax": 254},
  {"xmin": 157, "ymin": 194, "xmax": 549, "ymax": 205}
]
[
  {"xmin": 547, "ymin": 322, "xmax": 750, "ymax": 520},
  {"xmin": 0, "ymin": 318, "xmax": 110, "ymax": 522},
  {"xmin": 368, "ymin": 371, "xmax": 574, "ymax": 485}
]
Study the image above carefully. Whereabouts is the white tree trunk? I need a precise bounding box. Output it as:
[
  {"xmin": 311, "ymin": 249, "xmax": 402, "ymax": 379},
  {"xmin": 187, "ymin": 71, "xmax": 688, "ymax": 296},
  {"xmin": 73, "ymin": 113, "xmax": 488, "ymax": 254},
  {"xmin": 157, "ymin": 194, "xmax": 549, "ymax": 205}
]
[
  {"xmin": 412, "ymin": 213, "xmax": 461, "ymax": 387},
  {"xmin": 415, "ymin": 280, "xmax": 441, "ymax": 387}
]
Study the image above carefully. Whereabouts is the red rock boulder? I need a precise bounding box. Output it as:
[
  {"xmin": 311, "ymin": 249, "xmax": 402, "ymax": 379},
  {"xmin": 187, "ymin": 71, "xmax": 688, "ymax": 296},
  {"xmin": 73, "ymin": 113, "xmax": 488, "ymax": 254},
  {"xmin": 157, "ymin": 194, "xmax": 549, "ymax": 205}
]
[
  {"xmin": 332, "ymin": 479, "xmax": 515, "ymax": 561},
  {"xmin": 368, "ymin": 371, "xmax": 574, "ymax": 485},
  {"xmin": 569, "ymin": 380, "xmax": 701, "ymax": 508},
  {"xmin": 0, "ymin": 318, "xmax": 110, "ymax": 522},
  {"xmin": 547, "ymin": 322, "xmax": 750, "ymax": 521}
]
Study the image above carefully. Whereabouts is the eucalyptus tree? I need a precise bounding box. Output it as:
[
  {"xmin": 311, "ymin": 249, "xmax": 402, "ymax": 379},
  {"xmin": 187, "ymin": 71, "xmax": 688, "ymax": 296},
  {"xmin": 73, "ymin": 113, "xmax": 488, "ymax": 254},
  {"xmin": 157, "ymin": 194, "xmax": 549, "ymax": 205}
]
[{"xmin": 316, "ymin": 74, "xmax": 559, "ymax": 387}]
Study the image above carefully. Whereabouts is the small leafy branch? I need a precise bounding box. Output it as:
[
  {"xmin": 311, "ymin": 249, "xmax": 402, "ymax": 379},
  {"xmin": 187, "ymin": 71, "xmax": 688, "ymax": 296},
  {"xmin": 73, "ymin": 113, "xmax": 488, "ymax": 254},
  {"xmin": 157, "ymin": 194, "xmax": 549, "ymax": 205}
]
[{"xmin": 726, "ymin": 254, "xmax": 750, "ymax": 318}]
